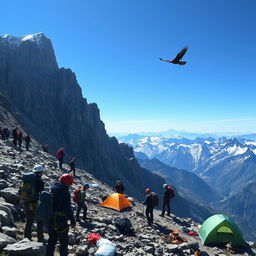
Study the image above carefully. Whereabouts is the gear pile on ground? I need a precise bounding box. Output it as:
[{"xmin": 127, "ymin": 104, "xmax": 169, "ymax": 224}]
[{"xmin": 0, "ymin": 138, "xmax": 255, "ymax": 256}]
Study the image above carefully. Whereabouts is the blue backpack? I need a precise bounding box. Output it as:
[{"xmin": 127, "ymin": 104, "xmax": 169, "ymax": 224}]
[{"xmin": 35, "ymin": 191, "xmax": 53, "ymax": 222}]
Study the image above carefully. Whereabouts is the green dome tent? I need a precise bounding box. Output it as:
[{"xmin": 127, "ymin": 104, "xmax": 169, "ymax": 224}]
[{"xmin": 199, "ymin": 214, "xmax": 245, "ymax": 246}]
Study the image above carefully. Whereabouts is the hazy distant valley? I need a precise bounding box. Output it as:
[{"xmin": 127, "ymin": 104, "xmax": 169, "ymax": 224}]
[{"xmin": 118, "ymin": 133, "xmax": 256, "ymax": 240}]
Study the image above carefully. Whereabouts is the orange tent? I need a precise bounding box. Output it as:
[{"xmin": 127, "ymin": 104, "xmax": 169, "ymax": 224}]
[{"xmin": 100, "ymin": 193, "xmax": 132, "ymax": 211}]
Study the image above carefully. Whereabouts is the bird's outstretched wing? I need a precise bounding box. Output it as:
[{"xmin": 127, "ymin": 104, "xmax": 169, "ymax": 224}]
[
  {"xmin": 159, "ymin": 57, "xmax": 171, "ymax": 63},
  {"xmin": 173, "ymin": 47, "xmax": 188, "ymax": 62}
]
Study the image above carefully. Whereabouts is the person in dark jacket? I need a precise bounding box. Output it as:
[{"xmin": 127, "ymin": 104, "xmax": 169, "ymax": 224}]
[
  {"xmin": 160, "ymin": 184, "xmax": 171, "ymax": 217},
  {"xmin": 23, "ymin": 164, "xmax": 45, "ymax": 242},
  {"xmin": 142, "ymin": 188, "xmax": 154, "ymax": 226},
  {"xmin": 75, "ymin": 183, "xmax": 89, "ymax": 222},
  {"xmin": 17, "ymin": 129, "xmax": 23, "ymax": 148},
  {"xmin": 46, "ymin": 174, "xmax": 76, "ymax": 256},
  {"xmin": 12, "ymin": 127, "xmax": 18, "ymax": 146},
  {"xmin": 2, "ymin": 127, "xmax": 10, "ymax": 141},
  {"xmin": 42, "ymin": 144, "xmax": 49, "ymax": 153},
  {"xmin": 24, "ymin": 133, "xmax": 31, "ymax": 150},
  {"xmin": 68, "ymin": 157, "xmax": 76, "ymax": 176},
  {"xmin": 115, "ymin": 180, "xmax": 125, "ymax": 194}
]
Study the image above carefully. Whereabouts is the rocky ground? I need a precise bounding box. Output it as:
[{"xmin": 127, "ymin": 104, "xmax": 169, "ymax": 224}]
[{"xmin": 0, "ymin": 138, "xmax": 255, "ymax": 256}]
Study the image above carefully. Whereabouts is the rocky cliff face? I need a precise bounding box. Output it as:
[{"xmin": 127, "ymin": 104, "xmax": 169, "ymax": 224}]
[{"xmin": 0, "ymin": 33, "xmax": 166, "ymax": 202}]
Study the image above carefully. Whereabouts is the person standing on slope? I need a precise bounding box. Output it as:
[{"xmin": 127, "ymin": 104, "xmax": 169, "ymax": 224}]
[
  {"xmin": 56, "ymin": 148, "xmax": 65, "ymax": 169},
  {"xmin": 24, "ymin": 133, "xmax": 31, "ymax": 150},
  {"xmin": 22, "ymin": 164, "xmax": 45, "ymax": 242},
  {"xmin": 17, "ymin": 129, "xmax": 23, "ymax": 148},
  {"xmin": 12, "ymin": 127, "xmax": 18, "ymax": 146},
  {"xmin": 142, "ymin": 188, "xmax": 158, "ymax": 226},
  {"xmin": 115, "ymin": 180, "xmax": 125, "ymax": 194},
  {"xmin": 46, "ymin": 174, "xmax": 76, "ymax": 256},
  {"xmin": 160, "ymin": 184, "xmax": 175, "ymax": 217},
  {"xmin": 68, "ymin": 157, "xmax": 76, "ymax": 176},
  {"xmin": 74, "ymin": 183, "xmax": 90, "ymax": 222},
  {"xmin": 42, "ymin": 144, "xmax": 49, "ymax": 153}
]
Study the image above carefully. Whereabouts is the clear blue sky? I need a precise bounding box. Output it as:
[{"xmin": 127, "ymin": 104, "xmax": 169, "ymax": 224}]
[{"xmin": 1, "ymin": 0, "xmax": 256, "ymax": 134}]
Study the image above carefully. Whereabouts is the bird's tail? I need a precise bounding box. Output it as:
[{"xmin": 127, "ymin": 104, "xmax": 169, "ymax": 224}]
[{"xmin": 178, "ymin": 61, "xmax": 186, "ymax": 65}]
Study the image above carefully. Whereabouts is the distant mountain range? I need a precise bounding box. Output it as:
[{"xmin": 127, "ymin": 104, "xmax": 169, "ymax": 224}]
[
  {"xmin": 118, "ymin": 135, "xmax": 256, "ymax": 198},
  {"xmin": 118, "ymin": 133, "xmax": 256, "ymax": 240},
  {"xmin": 110, "ymin": 128, "xmax": 256, "ymax": 140},
  {"xmin": 137, "ymin": 157, "xmax": 220, "ymax": 204}
]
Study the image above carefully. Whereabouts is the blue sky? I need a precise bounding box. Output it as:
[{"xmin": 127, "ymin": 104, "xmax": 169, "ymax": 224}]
[{"xmin": 1, "ymin": 0, "xmax": 256, "ymax": 134}]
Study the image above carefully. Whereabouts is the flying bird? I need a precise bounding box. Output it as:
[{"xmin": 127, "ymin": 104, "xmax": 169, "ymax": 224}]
[{"xmin": 159, "ymin": 47, "xmax": 188, "ymax": 65}]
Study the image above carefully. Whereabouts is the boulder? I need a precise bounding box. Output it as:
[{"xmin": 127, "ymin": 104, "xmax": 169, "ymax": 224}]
[
  {"xmin": 0, "ymin": 188, "xmax": 20, "ymax": 204},
  {"xmin": 75, "ymin": 245, "xmax": 89, "ymax": 256},
  {"xmin": 0, "ymin": 232, "xmax": 16, "ymax": 250},
  {"xmin": 0, "ymin": 204, "xmax": 14, "ymax": 224},
  {"xmin": 2, "ymin": 226, "xmax": 17, "ymax": 239},
  {"xmin": 3, "ymin": 238, "xmax": 46, "ymax": 256},
  {"xmin": 0, "ymin": 180, "xmax": 8, "ymax": 190}
]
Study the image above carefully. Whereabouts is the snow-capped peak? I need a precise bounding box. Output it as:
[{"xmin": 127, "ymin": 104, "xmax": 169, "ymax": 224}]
[{"xmin": 1, "ymin": 33, "xmax": 46, "ymax": 49}]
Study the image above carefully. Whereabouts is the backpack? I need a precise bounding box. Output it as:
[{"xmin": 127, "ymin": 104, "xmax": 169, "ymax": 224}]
[
  {"xmin": 115, "ymin": 217, "xmax": 134, "ymax": 235},
  {"xmin": 19, "ymin": 172, "xmax": 37, "ymax": 202},
  {"xmin": 57, "ymin": 149, "xmax": 63, "ymax": 158},
  {"xmin": 149, "ymin": 192, "xmax": 159, "ymax": 207},
  {"xmin": 167, "ymin": 186, "xmax": 175, "ymax": 199},
  {"xmin": 73, "ymin": 188, "xmax": 82, "ymax": 203},
  {"xmin": 35, "ymin": 191, "xmax": 53, "ymax": 222}
]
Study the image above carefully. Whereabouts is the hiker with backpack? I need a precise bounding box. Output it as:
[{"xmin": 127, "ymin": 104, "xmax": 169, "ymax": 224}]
[
  {"xmin": 142, "ymin": 188, "xmax": 158, "ymax": 226},
  {"xmin": 46, "ymin": 174, "xmax": 76, "ymax": 256},
  {"xmin": 160, "ymin": 184, "xmax": 175, "ymax": 217},
  {"xmin": 56, "ymin": 148, "xmax": 65, "ymax": 169},
  {"xmin": 73, "ymin": 183, "xmax": 90, "ymax": 222},
  {"xmin": 20, "ymin": 164, "xmax": 45, "ymax": 242},
  {"xmin": 24, "ymin": 133, "xmax": 31, "ymax": 150},
  {"xmin": 68, "ymin": 157, "xmax": 76, "ymax": 176},
  {"xmin": 115, "ymin": 180, "xmax": 125, "ymax": 194}
]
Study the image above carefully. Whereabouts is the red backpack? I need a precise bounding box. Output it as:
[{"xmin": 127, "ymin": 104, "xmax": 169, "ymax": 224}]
[
  {"xmin": 57, "ymin": 149, "xmax": 63, "ymax": 158},
  {"xmin": 167, "ymin": 186, "xmax": 175, "ymax": 199},
  {"xmin": 73, "ymin": 188, "xmax": 82, "ymax": 203}
]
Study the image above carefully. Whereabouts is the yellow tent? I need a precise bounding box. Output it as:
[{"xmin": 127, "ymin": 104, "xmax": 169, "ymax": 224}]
[{"xmin": 100, "ymin": 193, "xmax": 132, "ymax": 211}]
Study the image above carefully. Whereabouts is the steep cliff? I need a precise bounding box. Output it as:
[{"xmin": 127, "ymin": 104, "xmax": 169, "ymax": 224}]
[
  {"xmin": 0, "ymin": 34, "xmax": 215, "ymax": 222},
  {"xmin": 0, "ymin": 33, "xmax": 166, "ymax": 201}
]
